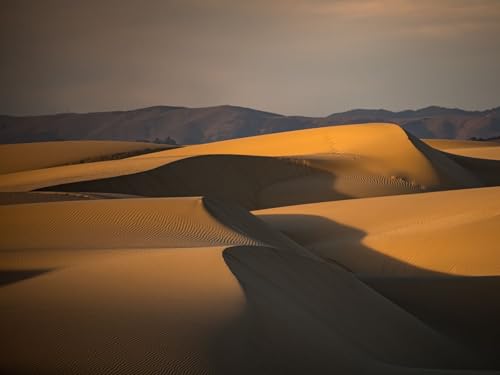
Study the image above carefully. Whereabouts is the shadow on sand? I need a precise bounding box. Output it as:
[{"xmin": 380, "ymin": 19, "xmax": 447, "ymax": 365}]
[
  {"xmin": 225, "ymin": 214, "xmax": 500, "ymax": 370},
  {"xmin": 217, "ymin": 245, "xmax": 500, "ymax": 374},
  {"xmin": 0, "ymin": 269, "xmax": 53, "ymax": 287}
]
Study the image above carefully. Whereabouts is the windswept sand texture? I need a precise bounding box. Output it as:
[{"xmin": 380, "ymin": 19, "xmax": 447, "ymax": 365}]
[
  {"xmin": 0, "ymin": 140, "xmax": 172, "ymax": 174},
  {"xmin": 1, "ymin": 123, "xmax": 499, "ymax": 374}
]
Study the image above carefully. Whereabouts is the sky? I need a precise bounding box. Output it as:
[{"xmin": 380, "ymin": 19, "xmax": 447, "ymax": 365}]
[{"xmin": 1, "ymin": 0, "xmax": 500, "ymax": 116}]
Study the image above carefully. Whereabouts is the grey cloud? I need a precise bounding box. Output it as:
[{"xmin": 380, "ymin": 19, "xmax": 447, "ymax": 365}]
[{"xmin": 0, "ymin": 0, "xmax": 499, "ymax": 116}]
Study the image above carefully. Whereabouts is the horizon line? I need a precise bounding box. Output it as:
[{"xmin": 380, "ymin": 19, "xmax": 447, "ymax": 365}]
[{"xmin": 2, "ymin": 103, "xmax": 499, "ymax": 119}]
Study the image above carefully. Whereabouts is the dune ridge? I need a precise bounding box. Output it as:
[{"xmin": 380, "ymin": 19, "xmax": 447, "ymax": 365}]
[
  {"xmin": 0, "ymin": 123, "xmax": 495, "ymax": 210},
  {"xmin": 0, "ymin": 197, "xmax": 306, "ymax": 254},
  {"xmin": 0, "ymin": 140, "xmax": 171, "ymax": 175},
  {"xmin": 0, "ymin": 191, "xmax": 139, "ymax": 205}
]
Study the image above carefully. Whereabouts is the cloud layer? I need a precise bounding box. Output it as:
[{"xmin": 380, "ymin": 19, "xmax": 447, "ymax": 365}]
[{"xmin": 1, "ymin": 0, "xmax": 499, "ymax": 115}]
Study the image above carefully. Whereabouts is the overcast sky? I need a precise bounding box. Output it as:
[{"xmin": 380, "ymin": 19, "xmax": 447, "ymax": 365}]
[{"xmin": 1, "ymin": 0, "xmax": 499, "ymax": 116}]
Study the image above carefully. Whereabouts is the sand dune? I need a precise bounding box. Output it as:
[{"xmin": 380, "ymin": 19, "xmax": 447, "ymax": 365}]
[
  {"xmin": 424, "ymin": 139, "xmax": 500, "ymax": 160},
  {"xmin": 0, "ymin": 197, "xmax": 304, "ymax": 258},
  {"xmin": 256, "ymin": 186, "xmax": 500, "ymax": 362},
  {"xmin": 1, "ymin": 124, "xmax": 499, "ymax": 373},
  {"xmin": 256, "ymin": 186, "xmax": 500, "ymax": 277},
  {"xmin": 0, "ymin": 197, "xmax": 493, "ymax": 373},
  {"xmin": 1, "ymin": 246, "xmax": 491, "ymax": 373},
  {"xmin": 1, "ymin": 123, "xmax": 497, "ymax": 210},
  {"xmin": 1, "ymin": 245, "xmax": 246, "ymax": 374},
  {"xmin": 443, "ymin": 146, "xmax": 500, "ymax": 160},
  {"xmin": 0, "ymin": 140, "xmax": 171, "ymax": 175},
  {"xmin": 0, "ymin": 155, "xmax": 171, "ymax": 192},
  {"xmin": 38, "ymin": 154, "xmax": 340, "ymax": 209},
  {"xmin": 0, "ymin": 191, "xmax": 139, "ymax": 205},
  {"xmin": 424, "ymin": 139, "xmax": 500, "ymax": 150}
]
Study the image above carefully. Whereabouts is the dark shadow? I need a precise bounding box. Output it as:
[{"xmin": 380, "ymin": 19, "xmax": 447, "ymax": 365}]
[
  {"xmin": 0, "ymin": 269, "xmax": 52, "ymax": 287},
  {"xmin": 37, "ymin": 144, "xmax": 499, "ymax": 211},
  {"xmin": 445, "ymin": 152, "xmax": 500, "ymax": 186},
  {"xmin": 407, "ymin": 130, "xmax": 500, "ymax": 187},
  {"xmin": 363, "ymin": 275, "xmax": 500, "ymax": 365},
  {"xmin": 218, "ymin": 246, "xmax": 495, "ymax": 373},
  {"xmin": 36, "ymin": 150, "xmax": 468, "ymax": 211},
  {"xmin": 406, "ymin": 132, "xmax": 482, "ymax": 189},
  {"xmin": 255, "ymin": 213, "xmax": 500, "ymax": 368},
  {"xmin": 256, "ymin": 213, "xmax": 451, "ymax": 277},
  {"xmin": 37, "ymin": 154, "xmax": 348, "ymax": 210}
]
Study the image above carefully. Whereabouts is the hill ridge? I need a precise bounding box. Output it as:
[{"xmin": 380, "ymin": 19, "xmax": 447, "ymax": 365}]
[{"xmin": 1, "ymin": 104, "xmax": 499, "ymax": 143}]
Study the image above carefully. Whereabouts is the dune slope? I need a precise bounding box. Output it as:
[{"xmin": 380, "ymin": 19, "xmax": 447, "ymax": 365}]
[
  {"xmin": 256, "ymin": 187, "xmax": 500, "ymax": 363},
  {"xmin": 445, "ymin": 146, "xmax": 500, "ymax": 160},
  {"xmin": 0, "ymin": 140, "xmax": 172, "ymax": 175},
  {"xmin": 423, "ymin": 139, "xmax": 500, "ymax": 150},
  {"xmin": 0, "ymin": 197, "xmax": 493, "ymax": 373},
  {"xmin": 256, "ymin": 186, "xmax": 500, "ymax": 277},
  {"xmin": 0, "ymin": 124, "xmax": 495, "ymax": 209},
  {"xmin": 38, "ymin": 154, "xmax": 339, "ymax": 209},
  {"xmin": 0, "ymin": 197, "xmax": 304, "ymax": 256}
]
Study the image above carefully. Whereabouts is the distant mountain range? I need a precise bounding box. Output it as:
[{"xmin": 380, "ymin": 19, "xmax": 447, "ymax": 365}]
[{"xmin": 1, "ymin": 105, "xmax": 499, "ymax": 144}]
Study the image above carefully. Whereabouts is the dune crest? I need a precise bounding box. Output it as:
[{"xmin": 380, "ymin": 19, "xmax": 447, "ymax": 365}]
[
  {"xmin": 0, "ymin": 197, "xmax": 306, "ymax": 256},
  {"xmin": 1, "ymin": 123, "xmax": 496, "ymax": 210}
]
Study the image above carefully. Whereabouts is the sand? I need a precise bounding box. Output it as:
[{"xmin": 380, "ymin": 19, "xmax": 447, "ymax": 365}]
[
  {"xmin": 255, "ymin": 184, "xmax": 500, "ymax": 365},
  {"xmin": 1, "ymin": 197, "xmax": 492, "ymax": 373},
  {"xmin": 443, "ymin": 146, "xmax": 500, "ymax": 160},
  {"xmin": 424, "ymin": 139, "xmax": 500, "ymax": 160},
  {"xmin": 255, "ymin": 186, "xmax": 500, "ymax": 277},
  {"xmin": 0, "ymin": 191, "xmax": 139, "ymax": 205},
  {"xmin": 0, "ymin": 140, "xmax": 172, "ymax": 175},
  {"xmin": 1, "ymin": 124, "xmax": 497, "ymax": 210},
  {"xmin": 423, "ymin": 139, "xmax": 500, "ymax": 150},
  {"xmin": 1, "ymin": 123, "xmax": 499, "ymax": 373}
]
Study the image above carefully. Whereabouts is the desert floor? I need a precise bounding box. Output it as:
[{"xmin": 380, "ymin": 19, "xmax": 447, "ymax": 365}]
[{"xmin": 1, "ymin": 124, "xmax": 499, "ymax": 374}]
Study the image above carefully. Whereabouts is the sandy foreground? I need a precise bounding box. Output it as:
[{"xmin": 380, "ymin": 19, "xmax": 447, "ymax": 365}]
[{"xmin": 1, "ymin": 123, "xmax": 499, "ymax": 374}]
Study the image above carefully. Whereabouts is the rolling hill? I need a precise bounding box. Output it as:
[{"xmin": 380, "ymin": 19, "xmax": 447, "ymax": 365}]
[{"xmin": 1, "ymin": 105, "xmax": 499, "ymax": 144}]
